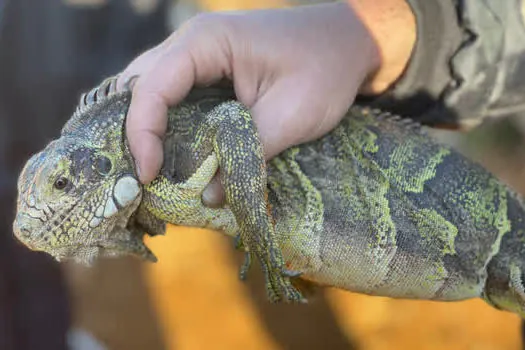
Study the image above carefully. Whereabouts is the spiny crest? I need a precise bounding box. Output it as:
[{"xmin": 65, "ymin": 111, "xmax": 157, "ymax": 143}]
[
  {"xmin": 355, "ymin": 106, "xmax": 428, "ymax": 135},
  {"xmin": 75, "ymin": 76, "xmax": 119, "ymax": 116},
  {"xmin": 61, "ymin": 75, "xmax": 133, "ymax": 137}
]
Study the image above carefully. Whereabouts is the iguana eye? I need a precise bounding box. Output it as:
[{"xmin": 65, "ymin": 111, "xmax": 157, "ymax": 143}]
[
  {"xmin": 95, "ymin": 156, "xmax": 112, "ymax": 175},
  {"xmin": 54, "ymin": 177, "xmax": 69, "ymax": 190}
]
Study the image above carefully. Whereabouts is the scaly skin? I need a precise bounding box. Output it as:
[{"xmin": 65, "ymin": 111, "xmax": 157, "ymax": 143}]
[{"xmin": 12, "ymin": 76, "xmax": 525, "ymax": 314}]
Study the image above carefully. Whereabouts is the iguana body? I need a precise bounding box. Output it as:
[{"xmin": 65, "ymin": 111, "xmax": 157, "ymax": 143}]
[{"xmin": 13, "ymin": 76, "xmax": 525, "ymax": 316}]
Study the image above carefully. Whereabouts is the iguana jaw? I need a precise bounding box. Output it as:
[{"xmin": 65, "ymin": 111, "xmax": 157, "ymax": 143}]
[
  {"xmin": 44, "ymin": 198, "xmax": 149, "ymax": 266},
  {"xmin": 13, "ymin": 178, "xmax": 144, "ymax": 262}
]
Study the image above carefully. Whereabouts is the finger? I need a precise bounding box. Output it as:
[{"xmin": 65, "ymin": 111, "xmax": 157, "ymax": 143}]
[
  {"xmin": 126, "ymin": 35, "xmax": 233, "ymax": 183},
  {"xmin": 125, "ymin": 90, "xmax": 168, "ymax": 184},
  {"xmin": 117, "ymin": 43, "xmax": 165, "ymax": 91},
  {"xmin": 250, "ymin": 77, "xmax": 330, "ymax": 160},
  {"xmin": 202, "ymin": 173, "xmax": 226, "ymax": 208},
  {"xmin": 125, "ymin": 47, "xmax": 196, "ymax": 183}
]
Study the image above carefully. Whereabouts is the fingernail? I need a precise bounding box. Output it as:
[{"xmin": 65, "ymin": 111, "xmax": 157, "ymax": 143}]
[{"xmin": 126, "ymin": 75, "xmax": 139, "ymax": 90}]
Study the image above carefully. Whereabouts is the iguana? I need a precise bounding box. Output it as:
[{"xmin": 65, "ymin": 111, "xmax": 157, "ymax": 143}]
[{"xmin": 12, "ymin": 75, "xmax": 525, "ymax": 317}]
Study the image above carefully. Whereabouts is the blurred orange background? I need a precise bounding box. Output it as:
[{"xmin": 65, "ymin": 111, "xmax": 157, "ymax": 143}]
[{"xmin": 62, "ymin": 1, "xmax": 524, "ymax": 350}]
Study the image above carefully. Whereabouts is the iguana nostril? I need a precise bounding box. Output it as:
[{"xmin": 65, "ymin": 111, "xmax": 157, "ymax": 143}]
[{"xmin": 13, "ymin": 219, "xmax": 31, "ymax": 239}]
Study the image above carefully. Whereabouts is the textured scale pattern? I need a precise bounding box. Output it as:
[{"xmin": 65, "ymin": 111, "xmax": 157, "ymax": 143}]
[{"xmin": 11, "ymin": 76, "xmax": 525, "ymax": 314}]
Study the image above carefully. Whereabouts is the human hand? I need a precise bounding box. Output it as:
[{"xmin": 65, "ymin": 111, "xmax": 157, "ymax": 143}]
[{"xmin": 119, "ymin": 1, "xmax": 415, "ymax": 206}]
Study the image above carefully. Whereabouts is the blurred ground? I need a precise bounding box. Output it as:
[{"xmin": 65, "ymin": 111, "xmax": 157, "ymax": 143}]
[{"xmin": 60, "ymin": 0, "xmax": 525, "ymax": 349}]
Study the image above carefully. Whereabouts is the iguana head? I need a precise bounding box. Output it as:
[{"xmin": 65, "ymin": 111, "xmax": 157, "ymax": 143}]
[{"xmin": 13, "ymin": 77, "xmax": 150, "ymax": 264}]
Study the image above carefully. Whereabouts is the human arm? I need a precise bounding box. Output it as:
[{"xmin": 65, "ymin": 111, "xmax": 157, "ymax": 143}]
[{"xmin": 364, "ymin": 0, "xmax": 525, "ymax": 129}]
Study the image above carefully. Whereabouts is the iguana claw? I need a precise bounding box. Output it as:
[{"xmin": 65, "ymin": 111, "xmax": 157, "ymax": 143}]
[
  {"xmin": 281, "ymin": 268, "xmax": 303, "ymax": 278},
  {"xmin": 239, "ymin": 251, "xmax": 252, "ymax": 281},
  {"xmin": 233, "ymin": 233, "xmax": 244, "ymax": 251}
]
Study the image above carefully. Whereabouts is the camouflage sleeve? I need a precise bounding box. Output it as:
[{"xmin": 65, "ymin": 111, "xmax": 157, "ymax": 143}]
[{"xmin": 363, "ymin": 0, "xmax": 525, "ymax": 129}]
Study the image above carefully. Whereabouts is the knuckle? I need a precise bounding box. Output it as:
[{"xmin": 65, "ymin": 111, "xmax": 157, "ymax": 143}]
[
  {"xmin": 181, "ymin": 11, "xmax": 236, "ymax": 38},
  {"xmin": 188, "ymin": 12, "xmax": 223, "ymax": 28}
]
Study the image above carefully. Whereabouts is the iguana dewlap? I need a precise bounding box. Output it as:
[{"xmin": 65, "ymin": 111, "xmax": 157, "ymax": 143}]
[{"xmin": 12, "ymin": 76, "xmax": 525, "ymax": 317}]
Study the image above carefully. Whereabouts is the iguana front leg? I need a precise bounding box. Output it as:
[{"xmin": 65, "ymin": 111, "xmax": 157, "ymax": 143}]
[
  {"xmin": 193, "ymin": 101, "xmax": 304, "ymax": 303},
  {"xmin": 143, "ymin": 100, "xmax": 304, "ymax": 303}
]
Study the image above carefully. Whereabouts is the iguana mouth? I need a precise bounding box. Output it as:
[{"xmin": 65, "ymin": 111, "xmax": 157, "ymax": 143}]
[
  {"xmin": 46, "ymin": 228, "xmax": 156, "ymax": 265},
  {"xmin": 12, "ymin": 215, "xmax": 35, "ymax": 248},
  {"xmin": 13, "ymin": 196, "xmax": 81, "ymax": 249}
]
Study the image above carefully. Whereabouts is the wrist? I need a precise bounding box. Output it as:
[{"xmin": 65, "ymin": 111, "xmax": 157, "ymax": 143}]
[{"xmin": 347, "ymin": 0, "xmax": 416, "ymax": 95}]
